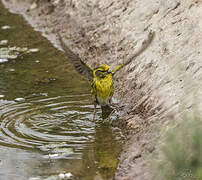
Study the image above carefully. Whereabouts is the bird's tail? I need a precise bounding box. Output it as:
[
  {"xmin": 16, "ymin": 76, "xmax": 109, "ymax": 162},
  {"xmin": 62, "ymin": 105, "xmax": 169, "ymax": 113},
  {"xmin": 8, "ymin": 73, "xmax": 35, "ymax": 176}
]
[{"xmin": 101, "ymin": 105, "xmax": 114, "ymax": 119}]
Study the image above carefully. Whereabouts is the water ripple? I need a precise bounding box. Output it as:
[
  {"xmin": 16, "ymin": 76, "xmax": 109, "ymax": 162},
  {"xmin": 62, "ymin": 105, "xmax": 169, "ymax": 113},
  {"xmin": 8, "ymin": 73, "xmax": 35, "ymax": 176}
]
[{"xmin": 0, "ymin": 94, "xmax": 95, "ymax": 157}]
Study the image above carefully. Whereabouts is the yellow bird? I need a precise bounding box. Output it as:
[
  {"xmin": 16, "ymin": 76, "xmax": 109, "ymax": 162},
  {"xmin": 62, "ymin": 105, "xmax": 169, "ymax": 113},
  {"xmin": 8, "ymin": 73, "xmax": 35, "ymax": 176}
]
[{"xmin": 57, "ymin": 31, "xmax": 154, "ymax": 120}]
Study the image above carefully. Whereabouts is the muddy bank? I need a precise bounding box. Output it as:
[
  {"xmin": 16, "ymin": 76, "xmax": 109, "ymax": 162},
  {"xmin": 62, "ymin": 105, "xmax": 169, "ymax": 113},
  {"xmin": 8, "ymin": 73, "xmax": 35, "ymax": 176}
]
[{"xmin": 2, "ymin": 0, "xmax": 202, "ymax": 179}]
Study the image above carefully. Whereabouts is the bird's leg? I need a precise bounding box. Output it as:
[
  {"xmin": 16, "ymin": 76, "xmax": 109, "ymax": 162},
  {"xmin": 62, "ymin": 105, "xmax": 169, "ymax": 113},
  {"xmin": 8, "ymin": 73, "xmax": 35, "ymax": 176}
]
[
  {"xmin": 109, "ymin": 98, "xmax": 122, "ymax": 110},
  {"xmin": 110, "ymin": 103, "xmax": 121, "ymax": 110}
]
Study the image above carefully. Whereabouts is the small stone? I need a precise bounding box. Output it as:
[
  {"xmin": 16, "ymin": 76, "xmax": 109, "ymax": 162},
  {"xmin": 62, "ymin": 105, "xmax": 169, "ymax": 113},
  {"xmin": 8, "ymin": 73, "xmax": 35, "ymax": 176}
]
[
  {"xmin": 64, "ymin": 173, "xmax": 73, "ymax": 179},
  {"xmin": 29, "ymin": 48, "xmax": 39, "ymax": 53},
  {"xmin": 29, "ymin": 2, "xmax": 37, "ymax": 10},
  {"xmin": 0, "ymin": 40, "xmax": 8, "ymax": 45},
  {"xmin": 42, "ymin": 153, "xmax": 59, "ymax": 159},
  {"xmin": 17, "ymin": 47, "xmax": 28, "ymax": 52},
  {"xmin": 0, "ymin": 59, "xmax": 8, "ymax": 63},
  {"xmin": 58, "ymin": 172, "xmax": 72, "ymax": 179},
  {"xmin": 9, "ymin": 68, "xmax": 15, "ymax": 72},
  {"xmin": 40, "ymin": 93, "xmax": 48, "ymax": 96},
  {"xmin": 28, "ymin": 177, "xmax": 41, "ymax": 180},
  {"xmin": 1, "ymin": 25, "xmax": 11, "ymax": 30},
  {"xmin": 48, "ymin": 153, "xmax": 59, "ymax": 158},
  {"xmin": 58, "ymin": 173, "xmax": 65, "ymax": 179},
  {"xmin": 53, "ymin": 0, "xmax": 61, "ymax": 5}
]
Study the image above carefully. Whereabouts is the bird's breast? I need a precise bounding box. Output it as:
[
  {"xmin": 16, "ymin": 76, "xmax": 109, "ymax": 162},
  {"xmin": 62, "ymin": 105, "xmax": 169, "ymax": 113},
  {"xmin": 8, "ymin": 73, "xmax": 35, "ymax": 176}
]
[{"xmin": 92, "ymin": 74, "xmax": 114, "ymax": 105}]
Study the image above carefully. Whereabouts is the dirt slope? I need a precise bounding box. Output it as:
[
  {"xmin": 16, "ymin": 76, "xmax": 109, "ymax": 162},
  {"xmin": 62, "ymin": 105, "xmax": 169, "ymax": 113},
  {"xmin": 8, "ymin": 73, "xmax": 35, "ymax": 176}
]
[{"xmin": 2, "ymin": 0, "xmax": 202, "ymax": 179}]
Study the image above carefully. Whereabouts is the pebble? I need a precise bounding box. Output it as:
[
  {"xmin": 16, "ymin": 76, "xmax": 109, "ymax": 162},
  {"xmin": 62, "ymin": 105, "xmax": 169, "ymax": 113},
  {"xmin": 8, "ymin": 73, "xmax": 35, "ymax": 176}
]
[
  {"xmin": 1, "ymin": 25, "xmax": 11, "ymax": 30},
  {"xmin": 65, "ymin": 173, "xmax": 72, "ymax": 178},
  {"xmin": 58, "ymin": 174, "xmax": 65, "ymax": 179},
  {"xmin": 9, "ymin": 68, "xmax": 15, "ymax": 72},
  {"xmin": 0, "ymin": 40, "xmax": 8, "ymax": 45},
  {"xmin": 40, "ymin": 93, "xmax": 48, "ymax": 96},
  {"xmin": 53, "ymin": 0, "xmax": 61, "ymax": 5},
  {"xmin": 58, "ymin": 172, "xmax": 72, "ymax": 179},
  {"xmin": 0, "ymin": 58, "xmax": 8, "ymax": 63},
  {"xmin": 17, "ymin": 47, "xmax": 28, "ymax": 52}
]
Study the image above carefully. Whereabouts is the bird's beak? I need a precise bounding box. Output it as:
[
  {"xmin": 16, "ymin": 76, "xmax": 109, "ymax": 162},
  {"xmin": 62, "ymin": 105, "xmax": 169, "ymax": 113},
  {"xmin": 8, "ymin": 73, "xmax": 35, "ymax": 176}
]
[{"xmin": 107, "ymin": 70, "xmax": 112, "ymax": 74}]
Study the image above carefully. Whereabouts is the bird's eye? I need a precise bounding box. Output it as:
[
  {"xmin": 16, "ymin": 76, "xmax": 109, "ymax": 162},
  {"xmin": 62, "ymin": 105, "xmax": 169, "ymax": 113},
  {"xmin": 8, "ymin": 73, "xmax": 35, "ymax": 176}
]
[
  {"xmin": 96, "ymin": 70, "xmax": 105, "ymax": 73},
  {"xmin": 95, "ymin": 70, "xmax": 107, "ymax": 78}
]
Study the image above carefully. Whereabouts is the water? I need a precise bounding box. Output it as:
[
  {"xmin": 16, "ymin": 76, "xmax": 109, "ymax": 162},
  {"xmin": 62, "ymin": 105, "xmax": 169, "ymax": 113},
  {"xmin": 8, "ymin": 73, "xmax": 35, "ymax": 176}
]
[{"xmin": 0, "ymin": 2, "xmax": 122, "ymax": 180}]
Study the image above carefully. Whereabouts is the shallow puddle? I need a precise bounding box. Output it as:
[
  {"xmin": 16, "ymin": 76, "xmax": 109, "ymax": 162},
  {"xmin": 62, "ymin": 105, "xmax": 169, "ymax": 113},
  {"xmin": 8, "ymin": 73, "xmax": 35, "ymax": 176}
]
[{"xmin": 0, "ymin": 2, "xmax": 122, "ymax": 180}]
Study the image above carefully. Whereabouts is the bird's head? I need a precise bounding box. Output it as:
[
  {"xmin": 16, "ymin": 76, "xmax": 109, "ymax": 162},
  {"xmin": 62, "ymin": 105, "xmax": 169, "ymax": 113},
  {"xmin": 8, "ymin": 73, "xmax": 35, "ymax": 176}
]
[{"xmin": 94, "ymin": 64, "xmax": 111, "ymax": 79}]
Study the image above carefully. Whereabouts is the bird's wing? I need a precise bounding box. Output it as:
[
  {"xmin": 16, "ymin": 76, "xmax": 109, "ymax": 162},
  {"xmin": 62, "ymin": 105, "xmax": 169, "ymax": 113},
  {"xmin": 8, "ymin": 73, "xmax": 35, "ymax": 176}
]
[
  {"xmin": 112, "ymin": 30, "xmax": 155, "ymax": 75},
  {"xmin": 112, "ymin": 64, "xmax": 123, "ymax": 75},
  {"xmin": 58, "ymin": 33, "xmax": 93, "ymax": 81}
]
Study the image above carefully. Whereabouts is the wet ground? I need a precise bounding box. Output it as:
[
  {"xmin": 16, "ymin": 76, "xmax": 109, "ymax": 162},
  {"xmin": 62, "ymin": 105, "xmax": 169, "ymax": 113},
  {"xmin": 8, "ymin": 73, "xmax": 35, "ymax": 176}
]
[{"xmin": 0, "ymin": 2, "xmax": 123, "ymax": 180}]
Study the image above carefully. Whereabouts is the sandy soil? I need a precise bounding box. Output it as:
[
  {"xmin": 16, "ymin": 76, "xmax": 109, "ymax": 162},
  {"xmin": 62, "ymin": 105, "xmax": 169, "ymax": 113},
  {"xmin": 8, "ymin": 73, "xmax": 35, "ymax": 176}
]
[{"xmin": 2, "ymin": 0, "xmax": 202, "ymax": 179}]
